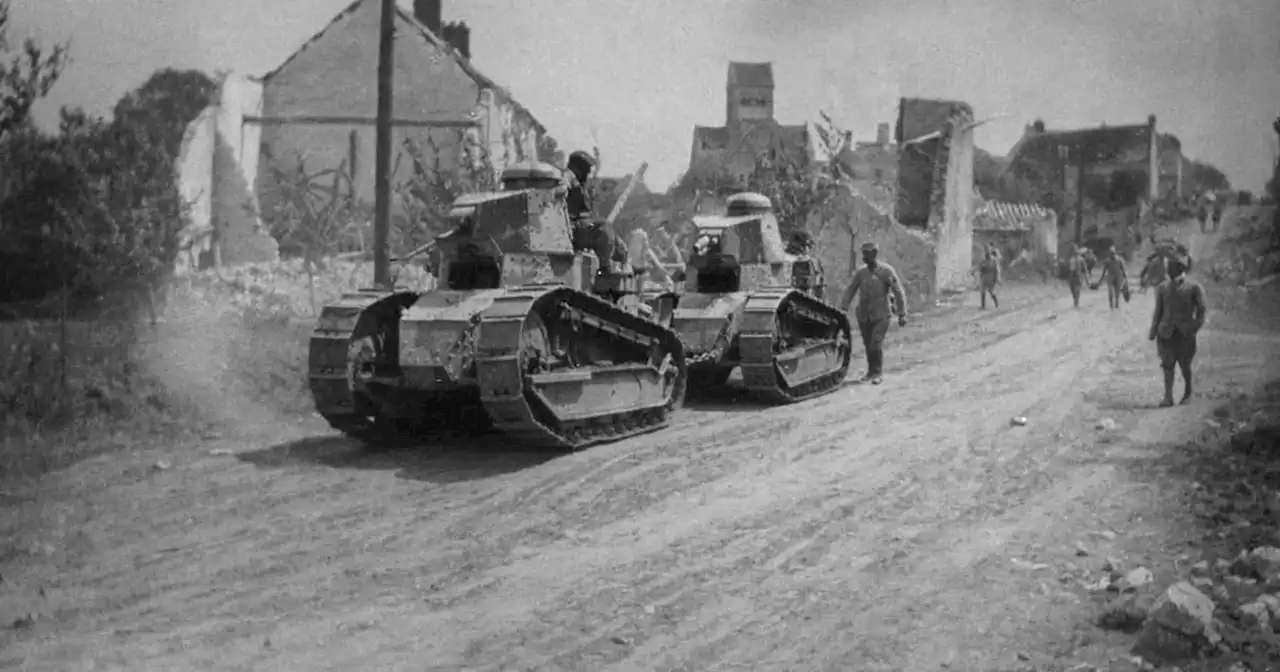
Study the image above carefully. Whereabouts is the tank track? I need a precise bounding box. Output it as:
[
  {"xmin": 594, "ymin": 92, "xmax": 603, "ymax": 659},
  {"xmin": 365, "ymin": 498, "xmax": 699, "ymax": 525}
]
[
  {"xmin": 307, "ymin": 290, "xmax": 433, "ymax": 444},
  {"xmin": 474, "ymin": 285, "xmax": 687, "ymax": 451},
  {"xmin": 737, "ymin": 288, "xmax": 852, "ymax": 404}
]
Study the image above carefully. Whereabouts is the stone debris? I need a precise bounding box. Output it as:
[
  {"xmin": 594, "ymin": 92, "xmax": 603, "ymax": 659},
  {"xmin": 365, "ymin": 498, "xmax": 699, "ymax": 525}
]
[
  {"xmin": 1094, "ymin": 417, "xmax": 1117, "ymax": 431},
  {"xmin": 1130, "ymin": 581, "xmax": 1220, "ymax": 667}
]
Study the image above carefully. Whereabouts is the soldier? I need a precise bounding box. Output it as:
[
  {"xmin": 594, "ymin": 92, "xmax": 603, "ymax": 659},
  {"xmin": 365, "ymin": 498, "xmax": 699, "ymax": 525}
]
[
  {"xmin": 839, "ymin": 241, "xmax": 908, "ymax": 385},
  {"xmin": 1065, "ymin": 246, "xmax": 1089, "ymax": 308},
  {"xmin": 1148, "ymin": 255, "xmax": 1207, "ymax": 407},
  {"xmin": 1197, "ymin": 191, "xmax": 1212, "ymax": 233},
  {"xmin": 1139, "ymin": 251, "xmax": 1168, "ymax": 295},
  {"xmin": 1080, "ymin": 246, "xmax": 1098, "ymax": 283},
  {"xmin": 1096, "ymin": 246, "xmax": 1129, "ymax": 310},
  {"xmin": 787, "ymin": 231, "xmax": 825, "ymax": 299},
  {"xmin": 971, "ymin": 246, "xmax": 1000, "ymax": 309},
  {"xmin": 563, "ymin": 150, "xmax": 596, "ymax": 223},
  {"xmin": 1211, "ymin": 194, "xmax": 1225, "ymax": 233}
]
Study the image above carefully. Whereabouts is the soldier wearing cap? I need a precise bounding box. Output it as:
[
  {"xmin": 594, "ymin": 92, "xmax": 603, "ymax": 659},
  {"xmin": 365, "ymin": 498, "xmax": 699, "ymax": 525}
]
[
  {"xmin": 1149, "ymin": 254, "xmax": 1207, "ymax": 407},
  {"xmin": 1064, "ymin": 246, "xmax": 1089, "ymax": 308},
  {"xmin": 971, "ymin": 245, "xmax": 1001, "ymax": 309},
  {"xmin": 839, "ymin": 241, "xmax": 908, "ymax": 385}
]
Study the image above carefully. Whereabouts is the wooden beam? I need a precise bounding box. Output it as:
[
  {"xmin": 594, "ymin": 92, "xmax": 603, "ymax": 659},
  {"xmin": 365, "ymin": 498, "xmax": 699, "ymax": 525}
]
[{"xmin": 242, "ymin": 115, "xmax": 480, "ymax": 128}]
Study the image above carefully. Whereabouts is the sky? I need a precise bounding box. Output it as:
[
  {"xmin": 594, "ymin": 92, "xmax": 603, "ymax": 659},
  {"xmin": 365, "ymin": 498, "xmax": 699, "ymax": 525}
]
[{"xmin": 13, "ymin": 0, "xmax": 1280, "ymax": 192}]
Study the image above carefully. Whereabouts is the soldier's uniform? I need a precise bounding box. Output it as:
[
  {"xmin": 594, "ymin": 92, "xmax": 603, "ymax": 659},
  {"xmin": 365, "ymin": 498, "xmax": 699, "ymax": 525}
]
[
  {"xmin": 1149, "ymin": 257, "xmax": 1207, "ymax": 406},
  {"xmin": 974, "ymin": 251, "xmax": 1000, "ymax": 309},
  {"xmin": 839, "ymin": 241, "xmax": 908, "ymax": 385},
  {"xmin": 1098, "ymin": 250, "xmax": 1128, "ymax": 310},
  {"xmin": 1066, "ymin": 250, "xmax": 1088, "ymax": 308}
]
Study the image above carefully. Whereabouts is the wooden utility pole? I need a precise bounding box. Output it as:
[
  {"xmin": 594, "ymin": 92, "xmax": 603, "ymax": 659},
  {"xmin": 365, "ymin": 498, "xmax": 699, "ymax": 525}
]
[
  {"xmin": 1074, "ymin": 149, "xmax": 1086, "ymax": 244},
  {"xmin": 372, "ymin": 0, "xmax": 395, "ymax": 289}
]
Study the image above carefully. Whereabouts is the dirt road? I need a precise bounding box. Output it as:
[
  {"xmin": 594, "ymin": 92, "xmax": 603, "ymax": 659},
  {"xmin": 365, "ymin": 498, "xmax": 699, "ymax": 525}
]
[{"xmin": 4, "ymin": 214, "xmax": 1279, "ymax": 671}]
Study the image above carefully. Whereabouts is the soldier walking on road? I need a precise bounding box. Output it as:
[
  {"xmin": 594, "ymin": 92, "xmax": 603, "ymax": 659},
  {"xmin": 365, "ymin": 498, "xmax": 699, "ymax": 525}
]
[
  {"xmin": 1065, "ymin": 247, "xmax": 1089, "ymax": 308},
  {"xmin": 1148, "ymin": 255, "xmax": 1207, "ymax": 407},
  {"xmin": 839, "ymin": 241, "xmax": 908, "ymax": 386},
  {"xmin": 971, "ymin": 247, "xmax": 1000, "ymax": 309},
  {"xmin": 1139, "ymin": 252, "xmax": 1167, "ymax": 295},
  {"xmin": 1211, "ymin": 195, "xmax": 1225, "ymax": 233},
  {"xmin": 1097, "ymin": 246, "xmax": 1129, "ymax": 310}
]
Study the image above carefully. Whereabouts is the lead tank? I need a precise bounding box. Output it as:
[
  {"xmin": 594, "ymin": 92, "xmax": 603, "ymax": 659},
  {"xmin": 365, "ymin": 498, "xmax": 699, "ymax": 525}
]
[
  {"xmin": 651, "ymin": 193, "xmax": 853, "ymax": 403},
  {"xmin": 307, "ymin": 161, "xmax": 687, "ymax": 450}
]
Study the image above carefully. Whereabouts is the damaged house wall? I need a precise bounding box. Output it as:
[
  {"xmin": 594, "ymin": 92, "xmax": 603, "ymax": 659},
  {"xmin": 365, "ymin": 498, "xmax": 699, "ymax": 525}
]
[
  {"xmin": 810, "ymin": 186, "xmax": 935, "ymax": 314},
  {"xmin": 894, "ymin": 98, "xmax": 976, "ymax": 296}
]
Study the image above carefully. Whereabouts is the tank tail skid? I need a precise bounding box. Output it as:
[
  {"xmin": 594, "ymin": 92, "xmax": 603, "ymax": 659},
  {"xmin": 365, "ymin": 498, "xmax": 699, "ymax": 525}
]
[
  {"xmin": 737, "ymin": 289, "xmax": 852, "ymax": 404},
  {"xmin": 307, "ymin": 290, "xmax": 435, "ymax": 443},
  {"xmin": 474, "ymin": 285, "xmax": 687, "ymax": 450}
]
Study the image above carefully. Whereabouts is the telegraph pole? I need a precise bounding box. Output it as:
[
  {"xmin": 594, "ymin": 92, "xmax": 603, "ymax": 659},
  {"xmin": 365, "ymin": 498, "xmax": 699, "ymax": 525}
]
[
  {"xmin": 372, "ymin": 0, "xmax": 395, "ymax": 289},
  {"xmin": 1074, "ymin": 147, "xmax": 1086, "ymax": 244}
]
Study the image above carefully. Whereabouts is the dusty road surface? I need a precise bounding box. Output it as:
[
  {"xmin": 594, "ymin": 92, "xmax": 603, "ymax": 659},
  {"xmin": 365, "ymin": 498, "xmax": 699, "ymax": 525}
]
[{"xmin": 3, "ymin": 212, "xmax": 1279, "ymax": 671}]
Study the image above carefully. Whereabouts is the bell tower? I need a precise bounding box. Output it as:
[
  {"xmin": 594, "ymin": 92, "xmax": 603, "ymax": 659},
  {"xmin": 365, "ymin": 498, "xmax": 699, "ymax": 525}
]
[{"xmin": 726, "ymin": 62, "xmax": 775, "ymax": 127}]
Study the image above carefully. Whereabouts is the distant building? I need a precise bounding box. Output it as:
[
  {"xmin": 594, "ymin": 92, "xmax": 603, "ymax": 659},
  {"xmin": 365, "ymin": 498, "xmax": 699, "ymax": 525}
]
[
  {"xmin": 686, "ymin": 62, "xmax": 814, "ymax": 190},
  {"xmin": 1003, "ymin": 114, "xmax": 1182, "ymax": 202}
]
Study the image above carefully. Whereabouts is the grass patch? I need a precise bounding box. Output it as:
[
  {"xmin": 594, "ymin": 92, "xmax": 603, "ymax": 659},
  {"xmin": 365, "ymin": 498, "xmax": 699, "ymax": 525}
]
[{"xmin": 0, "ymin": 257, "xmax": 433, "ymax": 481}]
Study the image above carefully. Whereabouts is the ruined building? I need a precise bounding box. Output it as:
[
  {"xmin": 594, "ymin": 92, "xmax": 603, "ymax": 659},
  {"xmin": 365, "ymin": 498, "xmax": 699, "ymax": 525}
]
[
  {"xmin": 175, "ymin": 0, "xmax": 544, "ymax": 271},
  {"xmin": 1004, "ymin": 114, "xmax": 1176, "ymax": 204},
  {"xmin": 895, "ymin": 97, "xmax": 977, "ymax": 293},
  {"xmin": 686, "ymin": 62, "xmax": 815, "ymax": 190}
]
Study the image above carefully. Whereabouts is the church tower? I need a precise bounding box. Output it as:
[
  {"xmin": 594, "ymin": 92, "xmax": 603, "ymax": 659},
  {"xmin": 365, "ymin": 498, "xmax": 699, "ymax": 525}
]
[{"xmin": 726, "ymin": 62, "xmax": 775, "ymax": 127}]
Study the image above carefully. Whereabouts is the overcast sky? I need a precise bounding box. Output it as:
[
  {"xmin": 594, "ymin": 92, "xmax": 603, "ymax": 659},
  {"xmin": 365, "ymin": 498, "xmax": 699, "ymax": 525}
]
[{"xmin": 14, "ymin": 0, "xmax": 1280, "ymax": 191}]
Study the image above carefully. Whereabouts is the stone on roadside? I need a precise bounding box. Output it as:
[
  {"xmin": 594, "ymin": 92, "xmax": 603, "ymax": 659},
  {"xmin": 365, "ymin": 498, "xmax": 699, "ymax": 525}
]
[
  {"xmin": 1095, "ymin": 417, "xmax": 1117, "ymax": 430},
  {"xmin": 1110, "ymin": 566, "xmax": 1154, "ymax": 593},
  {"xmin": 1241, "ymin": 546, "xmax": 1280, "ymax": 582},
  {"xmin": 1238, "ymin": 600, "xmax": 1272, "ymax": 632},
  {"xmin": 1130, "ymin": 582, "xmax": 1220, "ymax": 667},
  {"xmin": 1257, "ymin": 593, "xmax": 1280, "ymax": 617},
  {"xmin": 1096, "ymin": 593, "xmax": 1153, "ymax": 632},
  {"xmin": 1189, "ymin": 560, "xmax": 1211, "ymax": 577}
]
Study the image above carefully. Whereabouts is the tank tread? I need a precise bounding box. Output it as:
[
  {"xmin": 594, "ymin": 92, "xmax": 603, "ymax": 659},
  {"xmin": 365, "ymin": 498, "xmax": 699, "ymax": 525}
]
[
  {"xmin": 737, "ymin": 288, "xmax": 852, "ymax": 404},
  {"xmin": 474, "ymin": 285, "xmax": 687, "ymax": 451}
]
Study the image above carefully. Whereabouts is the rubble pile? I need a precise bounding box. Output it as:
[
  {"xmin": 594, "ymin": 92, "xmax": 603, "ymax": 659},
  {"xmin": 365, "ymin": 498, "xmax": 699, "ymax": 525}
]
[{"xmin": 1082, "ymin": 407, "xmax": 1280, "ymax": 671}]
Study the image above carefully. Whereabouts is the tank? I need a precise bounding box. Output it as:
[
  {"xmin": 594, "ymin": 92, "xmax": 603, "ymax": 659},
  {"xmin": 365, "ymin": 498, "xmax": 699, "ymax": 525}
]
[
  {"xmin": 307, "ymin": 161, "xmax": 688, "ymax": 450},
  {"xmin": 648, "ymin": 192, "xmax": 853, "ymax": 403}
]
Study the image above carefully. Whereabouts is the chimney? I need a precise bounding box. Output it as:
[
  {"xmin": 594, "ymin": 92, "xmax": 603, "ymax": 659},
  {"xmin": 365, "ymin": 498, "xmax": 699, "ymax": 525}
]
[
  {"xmin": 1031, "ymin": 119, "xmax": 1045, "ymax": 134},
  {"xmin": 413, "ymin": 0, "xmax": 442, "ymax": 36},
  {"xmin": 876, "ymin": 122, "xmax": 890, "ymax": 146},
  {"xmin": 442, "ymin": 21, "xmax": 471, "ymax": 59}
]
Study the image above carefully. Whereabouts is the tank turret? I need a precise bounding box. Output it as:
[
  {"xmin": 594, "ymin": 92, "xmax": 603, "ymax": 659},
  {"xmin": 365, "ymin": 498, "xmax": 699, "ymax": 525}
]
[
  {"xmin": 500, "ymin": 161, "xmax": 563, "ymax": 191},
  {"xmin": 725, "ymin": 191, "xmax": 773, "ymax": 216}
]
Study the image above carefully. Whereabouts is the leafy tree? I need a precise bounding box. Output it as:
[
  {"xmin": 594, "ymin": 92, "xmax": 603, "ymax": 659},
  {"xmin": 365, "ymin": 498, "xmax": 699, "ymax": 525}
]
[
  {"xmin": 111, "ymin": 68, "xmax": 216, "ymax": 158},
  {"xmin": 0, "ymin": 0, "xmax": 69, "ymax": 139},
  {"xmin": 746, "ymin": 146, "xmax": 838, "ymax": 240},
  {"xmin": 256, "ymin": 154, "xmax": 362, "ymax": 314}
]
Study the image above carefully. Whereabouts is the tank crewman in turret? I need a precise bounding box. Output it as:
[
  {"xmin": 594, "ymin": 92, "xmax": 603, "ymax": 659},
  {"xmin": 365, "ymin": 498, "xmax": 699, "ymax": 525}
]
[{"xmin": 563, "ymin": 150, "xmax": 596, "ymax": 225}]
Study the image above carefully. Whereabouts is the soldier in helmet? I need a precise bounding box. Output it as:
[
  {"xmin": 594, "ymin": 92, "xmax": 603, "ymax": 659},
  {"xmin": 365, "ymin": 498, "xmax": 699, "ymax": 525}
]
[{"xmin": 563, "ymin": 150, "xmax": 597, "ymax": 223}]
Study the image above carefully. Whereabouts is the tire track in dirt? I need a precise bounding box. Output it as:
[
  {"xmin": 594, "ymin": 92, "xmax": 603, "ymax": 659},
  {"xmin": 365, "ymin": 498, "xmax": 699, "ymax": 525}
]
[{"xmin": 339, "ymin": 294, "xmax": 1145, "ymax": 669}]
